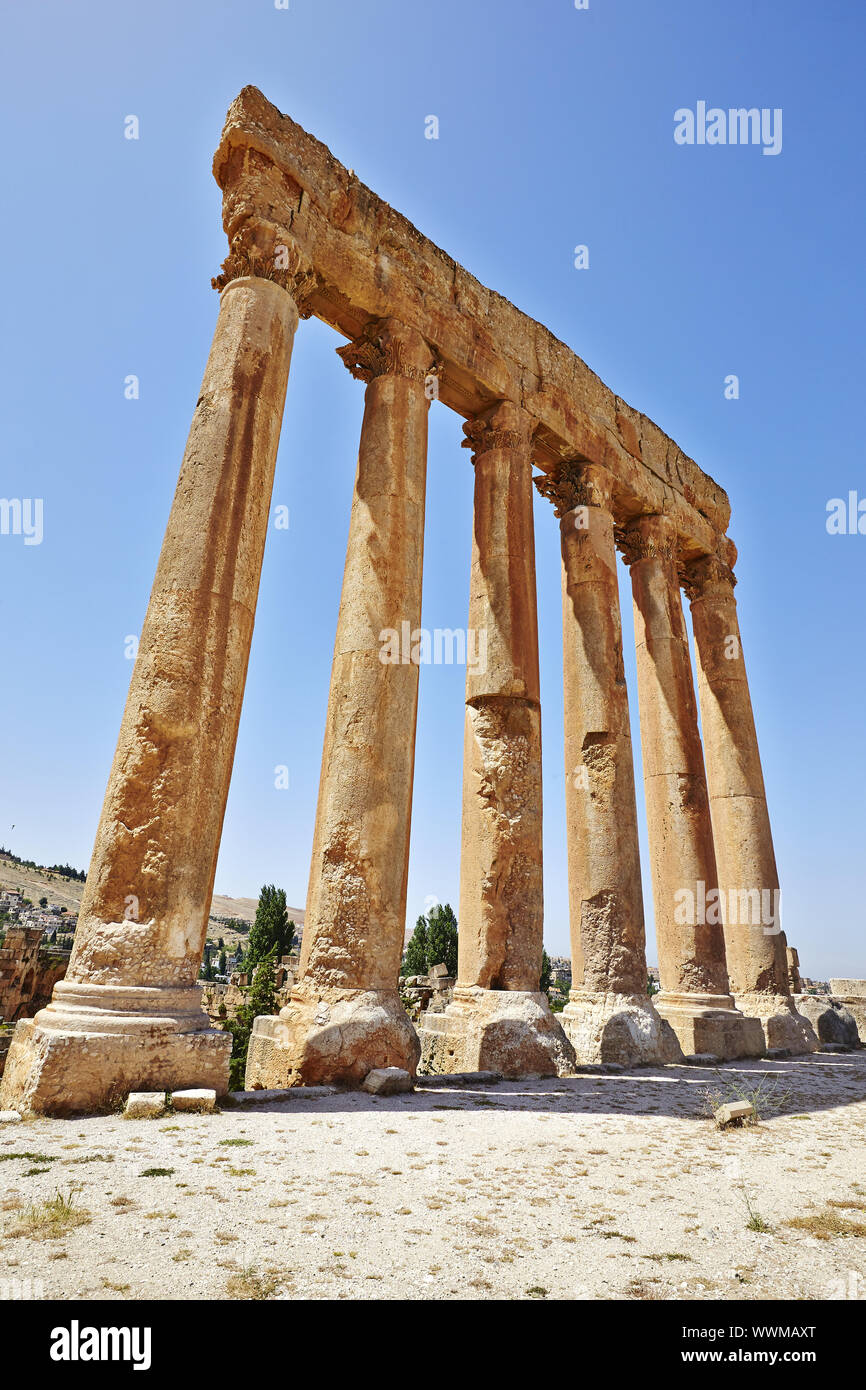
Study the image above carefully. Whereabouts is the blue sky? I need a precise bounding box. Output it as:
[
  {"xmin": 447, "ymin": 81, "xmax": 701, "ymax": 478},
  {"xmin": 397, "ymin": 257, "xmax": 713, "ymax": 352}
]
[{"xmin": 1, "ymin": 0, "xmax": 863, "ymax": 978}]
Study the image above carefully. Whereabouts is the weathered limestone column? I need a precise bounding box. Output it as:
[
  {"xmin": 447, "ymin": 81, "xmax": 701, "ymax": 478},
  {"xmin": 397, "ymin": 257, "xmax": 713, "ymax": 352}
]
[
  {"xmin": 246, "ymin": 318, "xmax": 434, "ymax": 1088},
  {"xmin": 534, "ymin": 462, "xmax": 680, "ymax": 1065},
  {"xmin": 418, "ymin": 402, "xmax": 574, "ymax": 1077},
  {"xmin": 1, "ymin": 271, "xmax": 301, "ymax": 1114},
  {"xmin": 622, "ymin": 514, "xmax": 764, "ymax": 1059},
  {"xmin": 684, "ymin": 551, "xmax": 816, "ymax": 1054}
]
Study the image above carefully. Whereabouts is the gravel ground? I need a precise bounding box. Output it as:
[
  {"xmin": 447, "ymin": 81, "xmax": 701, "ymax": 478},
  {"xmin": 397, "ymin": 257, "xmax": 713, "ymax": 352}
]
[{"xmin": 2, "ymin": 1051, "xmax": 865, "ymax": 1302}]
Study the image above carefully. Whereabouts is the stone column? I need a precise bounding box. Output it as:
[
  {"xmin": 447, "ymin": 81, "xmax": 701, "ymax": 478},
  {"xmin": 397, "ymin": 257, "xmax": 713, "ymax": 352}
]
[
  {"xmin": 1, "ymin": 272, "xmax": 301, "ymax": 1115},
  {"xmin": 684, "ymin": 552, "xmax": 816, "ymax": 1054},
  {"xmin": 622, "ymin": 514, "xmax": 764, "ymax": 1060},
  {"xmin": 246, "ymin": 318, "xmax": 434, "ymax": 1088},
  {"xmin": 534, "ymin": 462, "xmax": 679, "ymax": 1065},
  {"xmin": 418, "ymin": 402, "xmax": 574, "ymax": 1078}
]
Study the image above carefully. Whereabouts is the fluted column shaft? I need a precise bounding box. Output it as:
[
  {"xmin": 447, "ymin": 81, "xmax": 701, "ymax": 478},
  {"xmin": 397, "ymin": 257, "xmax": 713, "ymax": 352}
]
[
  {"xmin": 1, "ymin": 271, "xmax": 300, "ymax": 1112},
  {"xmin": 554, "ymin": 468, "xmax": 647, "ymax": 995},
  {"xmin": 624, "ymin": 515, "xmax": 730, "ymax": 999},
  {"xmin": 298, "ymin": 319, "xmax": 434, "ymax": 991},
  {"xmin": 685, "ymin": 554, "xmax": 789, "ymax": 997},
  {"xmin": 456, "ymin": 401, "xmax": 543, "ymax": 992},
  {"xmin": 72, "ymin": 276, "xmax": 298, "ymax": 989}
]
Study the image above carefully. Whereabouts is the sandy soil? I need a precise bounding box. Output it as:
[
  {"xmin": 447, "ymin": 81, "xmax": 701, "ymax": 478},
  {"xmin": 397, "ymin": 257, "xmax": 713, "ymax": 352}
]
[{"xmin": 1, "ymin": 1051, "xmax": 865, "ymax": 1302}]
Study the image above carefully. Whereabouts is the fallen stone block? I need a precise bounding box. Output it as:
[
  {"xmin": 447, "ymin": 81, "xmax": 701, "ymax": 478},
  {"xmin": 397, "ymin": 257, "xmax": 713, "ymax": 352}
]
[
  {"xmin": 684, "ymin": 1053, "xmax": 722, "ymax": 1066},
  {"xmin": 766, "ymin": 1048, "xmax": 791, "ymax": 1060},
  {"xmin": 715, "ymin": 1100, "xmax": 756, "ymax": 1127},
  {"xmin": 171, "ymin": 1088, "xmax": 216, "ymax": 1113},
  {"xmin": 0, "ymin": 1110, "xmax": 22, "ymax": 1124},
  {"xmin": 794, "ymin": 996, "xmax": 860, "ymax": 1048},
  {"xmin": 227, "ymin": 1085, "xmax": 338, "ymax": 1107},
  {"xmin": 419, "ymin": 1071, "xmax": 502, "ymax": 1088},
  {"xmin": 124, "ymin": 1091, "xmax": 166, "ymax": 1119},
  {"xmin": 361, "ymin": 1067, "xmax": 413, "ymax": 1096}
]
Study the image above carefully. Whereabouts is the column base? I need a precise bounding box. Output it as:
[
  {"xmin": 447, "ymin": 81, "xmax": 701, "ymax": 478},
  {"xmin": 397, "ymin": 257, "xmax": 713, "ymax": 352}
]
[
  {"xmin": 734, "ymin": 992, "xmax": 818, "ymax": 1054},
  {"xmin": 654, "ymin": 990, "xmax": 765, "ymax": 1060},
  {"xmin": 245, "ymin": 985, "xmax": 421, "ymax": 1089},
  {"xmin": 0, "ymin": 980, "xmax": 231, "ymax": 1116},
  {"xmin": 417, "ymin": 986, "xmax": 576, "ymax": 1078},
  {"xmin": 560, "ymin": 989, "xmax": 684, "ymax": 1066}
]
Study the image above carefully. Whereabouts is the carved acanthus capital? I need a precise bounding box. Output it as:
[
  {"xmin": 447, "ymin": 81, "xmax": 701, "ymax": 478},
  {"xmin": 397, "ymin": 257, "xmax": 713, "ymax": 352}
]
[
  {"xmin": 460, "ymin": 401, "xmax": 532, "ymax": 464},
  {"xmin": 680, "ymin": 553, "xmax": 737, "ymax": 602},
  {"xmin": 212, "ymin": 225, "xmax": 320, "ymax": 315},
  {"xmin": 533, "ymin": 459, "xmax": 613, "ymax": 519},
  {"xmin": 336, "ymin": 318, "xmax": 433, "ymax": 384},
  {"xmin": 616, "ymin": 514, "xmax": 678, "ymax": 567}
]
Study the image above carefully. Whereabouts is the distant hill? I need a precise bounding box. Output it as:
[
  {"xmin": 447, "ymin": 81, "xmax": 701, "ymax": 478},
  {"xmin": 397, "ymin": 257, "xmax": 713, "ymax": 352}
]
[{"xmin": 0, "ymin": 854, "xmax": 305, "ymax": 934}]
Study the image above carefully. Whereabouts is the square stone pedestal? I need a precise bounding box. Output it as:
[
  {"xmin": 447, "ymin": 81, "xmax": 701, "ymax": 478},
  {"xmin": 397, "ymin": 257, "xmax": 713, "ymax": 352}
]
[
  {"xmin": 560, "ymin": 989, "xmax": 683, "ymax": 1066},
  {"xmin": 0, "ymin": 981, "xmax": 231, "ymax": 1116},
  {"xmin": 417, "ymin": 986, "xmax": 575, "ymax": 1077},
  {"xmin": 654, "ymin": 991, "xmax": 765, "ymax": 1060},
  {"xmin": 734, "ymin": 992, "xmax": 818, "ymax": 1054},
  {"xmin": 245, "ymin": 985, "xmax": 421, "ymax": 1089}
]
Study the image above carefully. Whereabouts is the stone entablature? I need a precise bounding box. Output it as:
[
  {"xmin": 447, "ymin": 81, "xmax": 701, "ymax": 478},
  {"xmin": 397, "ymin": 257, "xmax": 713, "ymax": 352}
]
[{"xmin": 213, "ymin": 87, "xmax": 728, "ymax": 562}]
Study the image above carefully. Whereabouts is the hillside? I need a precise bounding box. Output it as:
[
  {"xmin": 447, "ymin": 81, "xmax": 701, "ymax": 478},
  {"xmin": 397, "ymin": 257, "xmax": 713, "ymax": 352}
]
[{"xmin": 0, "ymin": 855, "xmax": 305, "ymax": 940}]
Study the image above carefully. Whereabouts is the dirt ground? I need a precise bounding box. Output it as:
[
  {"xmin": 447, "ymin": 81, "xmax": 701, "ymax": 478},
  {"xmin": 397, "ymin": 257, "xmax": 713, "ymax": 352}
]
[{"xmin": 1, "ymin": 1051, "xmax": 865, "ymax": 1302}]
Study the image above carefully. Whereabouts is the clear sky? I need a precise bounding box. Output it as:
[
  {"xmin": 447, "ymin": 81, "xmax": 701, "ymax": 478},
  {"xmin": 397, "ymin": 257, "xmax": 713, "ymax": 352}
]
[{"xmin": 1, "ymin": 0, "xmax": 863, "ymax": 978}]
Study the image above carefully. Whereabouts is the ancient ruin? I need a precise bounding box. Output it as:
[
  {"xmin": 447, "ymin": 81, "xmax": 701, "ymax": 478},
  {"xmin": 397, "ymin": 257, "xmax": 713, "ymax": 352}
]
[{"xmin": 0, "ymin": 87, "xmax": 821, "ymax": 1115}]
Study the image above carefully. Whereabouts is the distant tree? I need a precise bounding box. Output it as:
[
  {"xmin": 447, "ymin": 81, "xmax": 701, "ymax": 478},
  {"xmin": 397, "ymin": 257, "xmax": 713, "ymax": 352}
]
[
  {"xmin": 201, "ymin": 943, "xmax": 216, "ymax": 982},
  {"xmin": 248, "ymin": 885, "xmax": 295, "ymax": 968},
  {"xmin": 217, "ymin": 937, "xmax": 225, "ymax": 951},
  {"xmin": 225, "ymin": 947, "xmax": 278, "ymax": 1091},
  {"xmin": 646, "ymin": 974, "xmax": 660, "ymax": 997},
  {"xmin": 402, "ymin": 915, "xmax": 428, "ymax": 976},
  {"xmin": 218, "ymin": 949, "xmax": 227, "ymax": 976},
  {"xmin": 540, "ymin": 948, "xmax": 552, "ymax": 994},
  {"xmin": 39, "ymin": 896, "xmax": 48, "ymax": 909},
  {"xmin": 426, "ymin": 903, "xmax": 458, "ymax": 977}
]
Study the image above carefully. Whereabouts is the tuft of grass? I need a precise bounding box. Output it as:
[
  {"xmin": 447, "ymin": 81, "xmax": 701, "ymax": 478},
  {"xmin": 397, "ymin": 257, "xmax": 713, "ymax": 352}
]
[
  {"xmin": 704, "ymin": 1070, "xmax": 791, "ymax": 1125},
  {"xmin": 526, "ymin": 1286, "xmax": 548, "ymax": 1299},
  {"xmin": 218, "ymin": 1138, "xmax": 253, "ymax": 1147},
  {"xmin": 140, "ymin": 1167, "xmax": 174, "ymax": 1178},
  {"xmin": 785, "ymin": 1207, "xmax": 866, "ymax": 1240},
  {"xmin": 644, "ymin": 1252, "xmax": 692, "ymax": 1262},
  {"xmin": 0, "ymin": 1152, "xmax": 56, "ymax": 1165},
  {"xmin": 226, "ymin": 1264, "xmax": 281, "ymax": 1300},
  {"xmin": 746, "ymin": 1212, "xmax": 773, "ymax": 1233},
  {"xmin": 626, "ymin": 1278, "xmax": 666, "ymax": 1300},
  {"xmin": 7, "ymin": 1187, "xmax": 91, "ymax": 1241}
]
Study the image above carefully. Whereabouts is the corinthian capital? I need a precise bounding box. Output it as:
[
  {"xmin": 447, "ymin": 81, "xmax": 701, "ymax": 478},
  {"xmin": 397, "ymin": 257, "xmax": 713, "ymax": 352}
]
[
  {"xmin": 212, "ymin": 224, "xmax": 319, "ymax": 315},
  {"xmin": 460, "ymin": 400, "xmax": 532, "ymax": 464},
  {"xmin": 533, "ymin": 459, "xmax": 613, "ymax": 518},
  {"xmin": 336, "ymin": 318, "xmax": 433, "ymax": 384},
  {"xmin": 680, "ymin": 553, "xmax": 737, "ymax": 602},
  {"xmin": 616, "ymin": 513, "xmax": 678, "ymax": 567}
]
